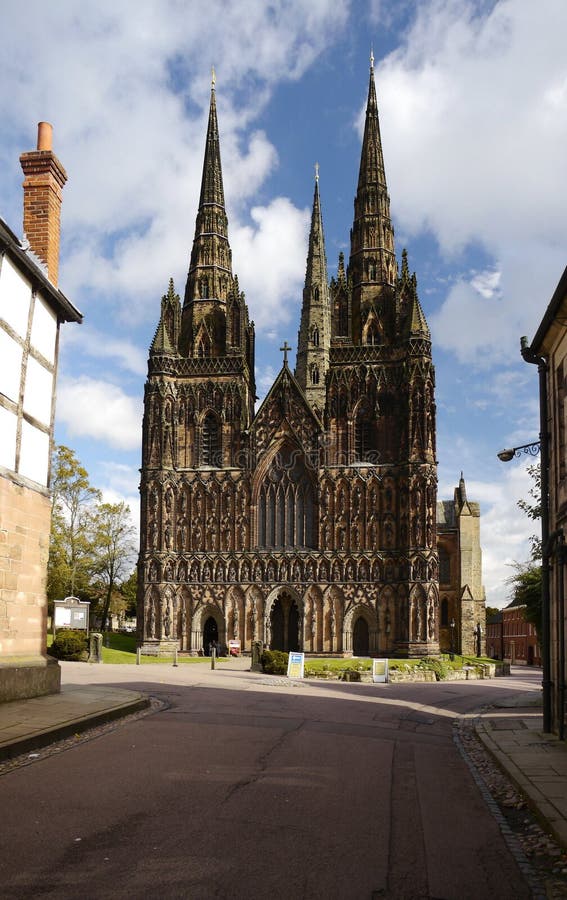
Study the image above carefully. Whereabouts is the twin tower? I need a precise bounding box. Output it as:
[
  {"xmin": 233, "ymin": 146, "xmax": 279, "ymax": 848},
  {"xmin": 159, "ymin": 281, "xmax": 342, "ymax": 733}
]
[{"xmin": 137, "ymin": 60, "xmax": 439, "ymax": 659}]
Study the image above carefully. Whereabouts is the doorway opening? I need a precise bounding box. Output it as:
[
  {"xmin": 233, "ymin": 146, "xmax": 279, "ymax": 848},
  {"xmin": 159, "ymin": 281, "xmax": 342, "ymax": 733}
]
[
  {"xmin": 203, "ymin": 616, "xmax": 219, "ymax": 655},
  {"xmin": 353, "ymin": 616, "xmax": 369, "ymax": 656}
]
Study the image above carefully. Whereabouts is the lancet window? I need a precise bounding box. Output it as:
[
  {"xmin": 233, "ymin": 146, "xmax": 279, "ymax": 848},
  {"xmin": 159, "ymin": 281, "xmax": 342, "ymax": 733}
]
[{"xmin": 201, "ymin": 412, "xmax": 221, "ymax": 466}]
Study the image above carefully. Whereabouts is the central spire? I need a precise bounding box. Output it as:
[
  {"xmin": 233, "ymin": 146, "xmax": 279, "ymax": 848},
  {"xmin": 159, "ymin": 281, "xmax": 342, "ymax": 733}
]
[{"xmin": 295, "ymin": 166, "xmax": 331, "ymax": 416}]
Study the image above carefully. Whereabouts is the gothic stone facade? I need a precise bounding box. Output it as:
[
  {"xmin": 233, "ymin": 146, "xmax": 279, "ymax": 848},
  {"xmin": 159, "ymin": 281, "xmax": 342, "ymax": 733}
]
[{"xmin": 137, "ymin": 64, "xmax": 444, "ymax": 658}]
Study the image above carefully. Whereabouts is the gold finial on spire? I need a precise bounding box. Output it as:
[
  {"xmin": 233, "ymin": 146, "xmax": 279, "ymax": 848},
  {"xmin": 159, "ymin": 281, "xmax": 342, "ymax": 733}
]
[
  {"xmin": 315, "ymin": 161, "xmax": 319, "ymax": 183},
  {"xmin": 370, "ymin": 46, "xmax": 374, "ymax": 70},
  {"xmin": 211, "ymin": 65, "xmax": 216, "ymax": 89}
]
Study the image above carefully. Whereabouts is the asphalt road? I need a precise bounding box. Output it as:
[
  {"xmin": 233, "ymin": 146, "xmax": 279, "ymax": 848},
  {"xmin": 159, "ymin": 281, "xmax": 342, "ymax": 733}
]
[{"xmin": 0, "ymin": 662, "xmax": 542, "ymax": 899}]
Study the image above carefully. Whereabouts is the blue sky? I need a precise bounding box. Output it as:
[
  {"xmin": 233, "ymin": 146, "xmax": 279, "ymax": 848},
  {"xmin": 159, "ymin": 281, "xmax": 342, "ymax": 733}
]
[{"xmin": 2, "ymin": 0, "xmax": 566, "ymax": 606}]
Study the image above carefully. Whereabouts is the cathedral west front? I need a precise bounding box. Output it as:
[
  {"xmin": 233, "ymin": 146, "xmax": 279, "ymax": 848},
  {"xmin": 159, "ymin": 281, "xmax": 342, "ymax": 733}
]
[{"xmin": 137, "ymin": 59, "xmax": 485, "ymax": 659}]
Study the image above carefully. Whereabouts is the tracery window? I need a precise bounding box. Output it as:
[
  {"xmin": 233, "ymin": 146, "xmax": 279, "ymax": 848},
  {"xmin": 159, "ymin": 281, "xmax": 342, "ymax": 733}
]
[
  {"xmin": 439, "ymin": 547, "xmax": 451, "ymax": 585},
  {"xmin": 312, "ymin": 326, "xmax": 319, "ymax": 346},
  {"xmin": 354, "ymin": 405, "xmax": 375, "ymax": 462},
  {"xmin": 257, "ymin": 446, "xmax": 315, "ymax": 549},
  {"xmin": 364, "ymin": 321, "xmax": 381, "ymax": 345},
  {"xmin": 231, "ymin": 304, "xmax": 241, "ymax": 347},
  {"xmin": 310, "ymin": 365, "xmax": 320, "ymax": 385},
  {"xmin": 201, "ymin": 412, "xmax": 221, "ymax": 466}
]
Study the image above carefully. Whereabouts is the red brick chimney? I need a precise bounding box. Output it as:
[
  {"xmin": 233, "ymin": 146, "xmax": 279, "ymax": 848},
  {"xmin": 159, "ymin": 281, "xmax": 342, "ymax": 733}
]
[{"xmin": 20, "ymin": 122, "xmax": 67, "ymax": 287}]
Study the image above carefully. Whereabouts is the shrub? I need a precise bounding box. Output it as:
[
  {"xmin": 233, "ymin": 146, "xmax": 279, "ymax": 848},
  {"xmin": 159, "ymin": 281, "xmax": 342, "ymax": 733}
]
[
  {"xmin": 418, "ymin": 657, "xmax": 449, "ymax": 681},
  {"xmin": 261, "ymin": 649, "xmax": 289, "ymax": 675},
  {"xmin": 340, "ymin": 668, "xmax": 361, "ymax": 682},
  {"xmin": 48, "ymin": 629, "xmax": 88, "ymax": 661}
]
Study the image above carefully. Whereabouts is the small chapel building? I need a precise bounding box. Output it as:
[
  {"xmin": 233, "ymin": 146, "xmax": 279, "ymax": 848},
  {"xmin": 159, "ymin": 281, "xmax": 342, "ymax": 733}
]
[{"xmin": 137, "ymin": 61, "xmax": 485, "ymax": 658}]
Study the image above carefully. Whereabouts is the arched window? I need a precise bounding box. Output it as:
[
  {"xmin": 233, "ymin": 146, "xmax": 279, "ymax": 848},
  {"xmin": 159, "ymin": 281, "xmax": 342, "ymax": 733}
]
[
  {"xmin": 201, "ymin": 413, "xmax": 221, "ymax": 466},
  {"xmin": 312, "ymin": 326, "xmax": 319, "ymax": 346},
  {"xmin": 364, "ymin": 321, "xmax": 380, "ymax": 345},
  {"xmin": 439, "ymin": 547, "xmax": 450, "ymax": 585},
  {"xmin": 231, "ymin": 304, "xmax": 241, "ymax": 346},
  {"xmin": 338, "ymin": 300, "xmax": 348, "ymax": 336},
  {"xmin": 196, "ymin": 330, "xmax": 212, "ymax": 358},
  {"xmin": 310, "ymin": 365, "xmax": 319, "ymax": 385},
  {"xmin": 257, "ymin": 447, "xmax": 315, "ymax": 549},
  {"xmin": 354, "ymin": 408, "xmax": 375, "ymax": 462}
]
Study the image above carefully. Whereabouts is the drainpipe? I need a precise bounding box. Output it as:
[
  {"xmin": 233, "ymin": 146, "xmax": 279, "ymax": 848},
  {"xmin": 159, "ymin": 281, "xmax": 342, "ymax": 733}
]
[
  {"xmin": 521, "ymin": 337, "xmax": 552, "ymax": 733},
  {"xmin": 558, "ymin": 534, "xmax": 565, "ymax": 741}
]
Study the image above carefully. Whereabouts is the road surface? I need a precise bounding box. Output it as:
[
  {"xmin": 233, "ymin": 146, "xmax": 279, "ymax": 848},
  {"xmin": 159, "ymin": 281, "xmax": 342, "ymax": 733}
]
[{"xmin": 0, "ymin": 662, "xmax": 542, "ymax": 899}]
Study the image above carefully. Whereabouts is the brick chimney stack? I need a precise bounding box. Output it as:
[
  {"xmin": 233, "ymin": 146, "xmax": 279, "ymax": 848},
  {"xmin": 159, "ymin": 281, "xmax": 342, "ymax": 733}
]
[{"xmin": 20, "ymin": 122, "xmax": 67, "ymax": 287}]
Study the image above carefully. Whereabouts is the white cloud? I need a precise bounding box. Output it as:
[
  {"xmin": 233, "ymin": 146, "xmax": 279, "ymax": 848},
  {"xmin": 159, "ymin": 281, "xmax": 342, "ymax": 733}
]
[
  {"xmin": 61, "ymin": 326, "xmax": 147, "ymax": 376},
  {"xmin": 231, "ymin": 198, "xmax": 310, "ymax": 332},
  {"xmin": 0, "ymin": 1, "xmax": 347, "ymax": 327},
  {"xmin": 372, "ymin": 0, "xmax": 567, "ymax": 362},
  {"xmin": 57, "ymin": 376, "xmax": 141, "ymax": 450}
]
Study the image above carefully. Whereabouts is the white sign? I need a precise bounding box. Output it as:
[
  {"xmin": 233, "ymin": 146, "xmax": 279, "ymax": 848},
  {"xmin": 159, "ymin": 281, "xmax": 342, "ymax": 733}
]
[
  {"xmin": 287, "ymin": 651, "xmax": 305, "ymax": 679},
  {"xmin": 54, "ymin": 606, "xmax": 72, "ymax": 626},
  {"xmin": 372, "ymin": 659, "xmax": 389, "ymax": 683}
]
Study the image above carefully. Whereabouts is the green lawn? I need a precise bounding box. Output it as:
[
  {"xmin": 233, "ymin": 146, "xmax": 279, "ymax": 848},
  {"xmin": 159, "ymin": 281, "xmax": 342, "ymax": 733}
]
[{"xmin": 47, "ymin": 631, "xmax": 228, "ymax": 665}]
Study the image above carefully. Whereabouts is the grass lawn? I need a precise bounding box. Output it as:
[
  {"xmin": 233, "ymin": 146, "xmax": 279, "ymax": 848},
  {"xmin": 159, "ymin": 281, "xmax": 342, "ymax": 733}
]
[{"xmin": 47, "ymin": 631, "xmax": 229, "ymax": 665}]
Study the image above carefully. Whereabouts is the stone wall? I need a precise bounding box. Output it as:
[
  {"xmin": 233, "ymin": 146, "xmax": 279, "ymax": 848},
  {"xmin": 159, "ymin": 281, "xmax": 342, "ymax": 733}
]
[{"xmin": 0, "ymin": 472, "xmax": 60, "ymax": 699}]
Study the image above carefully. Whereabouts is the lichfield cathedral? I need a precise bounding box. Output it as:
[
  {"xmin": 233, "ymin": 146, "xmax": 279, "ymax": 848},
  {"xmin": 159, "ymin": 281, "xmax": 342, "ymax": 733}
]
[{"xmin": 137, "ymin": 60, "xmax": 486, "ymax": 658}]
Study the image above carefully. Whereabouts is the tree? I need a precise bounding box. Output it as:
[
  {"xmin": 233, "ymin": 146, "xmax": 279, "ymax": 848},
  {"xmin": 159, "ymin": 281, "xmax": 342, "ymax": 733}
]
[
  {"xmin": 485, "ymin": 606, "xmax": 500, "ymax": 619},
  {"xmin": 507, "ymin": 564, "xmax": 542, "ymax": 636},
  {"xmin": 48, "ymin": 445, "xmax": 100, "ymax": 605},
  {"xmin": 512, "ymin": 462, "xmax": 542, "ymax": 637},
  {"xmin": 90, "ymin": 502, "xmax": 137, "ymax": 634},
  {"xmin": 517, "ymin": 462, "xmax": 542, "ymax": 560},
  {"xmin": 118, "ymin": 570, "xmax": 138, "ymax": 618}
]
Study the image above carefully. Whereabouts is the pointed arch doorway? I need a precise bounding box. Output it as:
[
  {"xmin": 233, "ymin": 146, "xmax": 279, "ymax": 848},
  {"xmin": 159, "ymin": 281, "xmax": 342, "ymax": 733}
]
[
  {"xmin": 270, "ymin": 591, "xmax": 301, "ymax": 652},
  {"xmin": 353, "ymin": 616, "xmax": 369, "ymax": 656},
  {"xmin": 203, "ymin": 616, "xmax": 218, "ymax": 655}
]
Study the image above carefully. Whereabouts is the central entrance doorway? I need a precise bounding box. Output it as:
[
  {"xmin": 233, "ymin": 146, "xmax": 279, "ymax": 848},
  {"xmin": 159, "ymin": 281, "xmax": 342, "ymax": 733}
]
[
  {"xmin": 270, "ymin": 592, "xmax": 300, "ymax": 652},
  {"xmin": 203, "ymin": 616, "xmax": 218, "ymax": 655},
  {"xmin": 353, "ymin": 616, "xmax": 369, "ymax": 656}
]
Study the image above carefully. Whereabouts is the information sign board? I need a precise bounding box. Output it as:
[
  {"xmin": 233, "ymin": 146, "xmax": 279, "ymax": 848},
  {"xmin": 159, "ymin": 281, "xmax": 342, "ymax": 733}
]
[
  {"xmin": 287, "ymin": 651, "xmax": 305, "ymax": 679},
  {"xmin": 53, "ymin": 596, "xmax": 90, "ymax": 635},
  {"xmin": 372, "ymin": 658, "xmax": 389, "ymax": 683}
]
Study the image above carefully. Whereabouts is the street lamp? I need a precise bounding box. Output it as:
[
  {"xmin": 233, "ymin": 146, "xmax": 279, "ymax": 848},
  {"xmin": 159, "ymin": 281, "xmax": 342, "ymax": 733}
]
[
  {"xmin": 497, "ymin": 441, "xmax": 541, "ymax": 463},
  {"xmin": 449, "ymin": 618, "xmax": 455, "ymax": 661}
]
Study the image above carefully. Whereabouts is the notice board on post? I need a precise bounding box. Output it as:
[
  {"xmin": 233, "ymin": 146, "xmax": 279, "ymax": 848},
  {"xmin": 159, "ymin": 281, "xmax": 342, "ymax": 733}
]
[
  {"xmin": 287, "ymin": 651, "xmax": 305, "ymax": 679},
  {"xmin": 53, "ymin": 596, "xmax": 90, "ymax": 636},
  {"xmin": 372, "ymin": 659, "xmax": 389, "ymax": 683}
]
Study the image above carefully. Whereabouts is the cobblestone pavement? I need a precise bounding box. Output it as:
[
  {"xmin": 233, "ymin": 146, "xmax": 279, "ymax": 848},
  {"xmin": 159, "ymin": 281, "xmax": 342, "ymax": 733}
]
[{"xmin": 456, "ymin": 718, "xmax": 567, "ymax": 899}]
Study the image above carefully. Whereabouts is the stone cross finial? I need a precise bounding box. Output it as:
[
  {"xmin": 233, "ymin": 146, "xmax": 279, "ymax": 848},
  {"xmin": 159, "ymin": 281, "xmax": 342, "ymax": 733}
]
[{"xmin": 280, "ymin": 341, "xmax": 292, "ymax": 365}]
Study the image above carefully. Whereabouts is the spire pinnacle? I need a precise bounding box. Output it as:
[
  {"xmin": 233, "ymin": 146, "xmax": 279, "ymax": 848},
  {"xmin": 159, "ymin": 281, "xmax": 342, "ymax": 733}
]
[
  {"xmin": 370, "ymin": 45, "xmax": 374, "ymax": 71},
  {"xmin": 294, "ymin": 170, "xmax": 331, "ymax": 410},
  {"xmin": 211, "ymin": 65, "xmax": 216, "ymax": 89}
]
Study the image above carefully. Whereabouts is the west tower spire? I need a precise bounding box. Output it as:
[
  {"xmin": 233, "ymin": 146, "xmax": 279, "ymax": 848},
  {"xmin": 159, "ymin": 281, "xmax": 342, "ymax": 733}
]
[
  {"xmin": 181, "ymin": 74, "xmax": 234, "ymax": 357},
  {"xmin": 349, "ymin": 56, "xmax": 397, "ymax": 344},
  {"xmin": 295, "ymin": 166, "xmax": 331, "ymax": 417}
]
